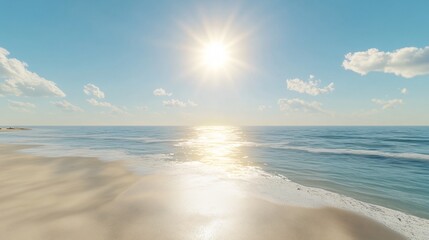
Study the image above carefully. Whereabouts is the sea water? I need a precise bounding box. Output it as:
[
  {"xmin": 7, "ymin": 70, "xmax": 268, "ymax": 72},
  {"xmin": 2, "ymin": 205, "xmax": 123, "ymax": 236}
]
[{"xmin": 1, "ymin": 126, "xmax": 428, "ymax": 220}]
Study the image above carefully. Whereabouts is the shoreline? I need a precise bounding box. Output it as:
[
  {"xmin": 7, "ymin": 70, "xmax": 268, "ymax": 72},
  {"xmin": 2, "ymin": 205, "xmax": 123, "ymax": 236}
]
[
  {"xmin": 0, "ymin": 127, "xmax": 30, "ymax": 132},
  {"xmin": 0, "ymin": 143, "xmax": 406, "ymax": 240}
]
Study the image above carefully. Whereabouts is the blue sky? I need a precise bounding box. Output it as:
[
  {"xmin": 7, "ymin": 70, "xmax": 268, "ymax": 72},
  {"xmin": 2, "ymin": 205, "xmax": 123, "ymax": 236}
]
[{"xmin": 1, "ymin": 0, "xmax": 428, "ymax": 125}]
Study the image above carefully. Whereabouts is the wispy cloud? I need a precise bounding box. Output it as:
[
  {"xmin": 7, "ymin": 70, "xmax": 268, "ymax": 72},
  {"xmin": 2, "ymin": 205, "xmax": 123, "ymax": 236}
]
[
  {"xmin": 278, "ymin": 98, "xmax": 327, "ymax": 113},
  {"xmin": 286, "ymin": 75, "xmax": 334, "ymax": 96},
  {"xmin": 153, "ymin": 88, "xmax": 172, "ymax": 96},
  {"xmin": 162, "ymin": 99, "xmax": 198, "ymax": 108},
  {"xmin": 0, "ymin": 47, "xmax": 65, "ymax": 97},
  {"xmin": 8, "ymin": 100, "xmax": 36, "ymax": 112},
  {"xmin": 371, "ymin": 98, "xmax": 403, "ymax": 109},
  {"xmin": 163, "ymin": 99, "xmax": 186, "ymax": 107},
  {"xmin": 187, "ymin": 100, "xmax": 198, "ymax": 107},
  {"xmin": 83, "ymin": 84, "xmax": 105, "ymax": 99},
  {"xmin": 136, "ymin": 105, "xmax": 149, "ymax": 111},
  {"xmin": 401, "ymin": 88, "xmax": 408, "ymax": 94},
  {"xmin": 343, "ymin": 46, "xmax": 429, "ymax": 78},
  {"xmin": 83, "ymin": 84, "xmax": 127, "ymax": 114},
  {"xmin": 87, "ymin": 98, "xmax": 125, "ymax": 114},
  {"xmin": 52, "ymin": 100, "xmax": 83, "ymax": 112},
  {"xmin": 258, "ymin": 105, "xmax": 272, "ymax": 111}
]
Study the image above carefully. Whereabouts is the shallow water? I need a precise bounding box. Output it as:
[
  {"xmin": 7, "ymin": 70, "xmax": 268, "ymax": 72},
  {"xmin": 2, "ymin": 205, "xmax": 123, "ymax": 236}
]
[{"xmin": 1, "ymin": 126, "xmax": 428, "ymax": 219}]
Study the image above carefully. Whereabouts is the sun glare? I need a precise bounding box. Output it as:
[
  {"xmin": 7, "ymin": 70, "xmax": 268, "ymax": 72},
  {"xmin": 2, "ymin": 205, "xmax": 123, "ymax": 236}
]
[
  {"xmin": 180, "ymin": 15, "xmax": 252, "ymax": 82},
  {"xmin": 202, "ymin": 42, "xmax": 230, "ymax": 70}
]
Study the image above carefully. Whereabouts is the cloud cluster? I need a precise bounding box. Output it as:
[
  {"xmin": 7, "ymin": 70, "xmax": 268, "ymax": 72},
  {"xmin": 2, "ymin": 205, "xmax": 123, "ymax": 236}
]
[
  {"xmin": 52, "ymin": 100, "xmax": 83, "ymax": 112},
  {"xmin": 286, "ymin": 75, "xmax": 334, "ymax": 95},
  {"xmin": 153, "ymin": 88, "xmax": 172, "ymax": 96},
  {"xmin": 278, "ymin": 98, "xmax": 326, "ymax": 113},
  {"xmin": 371, "ymin": 98, "xmax": 403, "ymax": 110},
  {"xmin": 163, "ymin": 99, "xmax": 197, "ymax": 108},
  {"xmin": 0, "ymin": 47, "xmax": 65, "ymax": 97},
  {"xmin": 343, "ymin": 46, "xmax": 429, "ymax": 78},
  {"xmin": 83, "ymin": 84, "xmax": 105, "ymax": 99},
  {"xmin": 82, "ymin": 84, "xmax": 127, "ymax": 114},
  {"xmin": 8, "ymin": 100, "xmax": 36, "ymax": 112}
]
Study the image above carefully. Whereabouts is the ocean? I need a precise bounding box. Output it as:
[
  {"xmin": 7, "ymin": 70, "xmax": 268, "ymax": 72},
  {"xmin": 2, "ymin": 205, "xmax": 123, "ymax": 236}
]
[{"xmin": 1, "ymin": 126, "xmax": 428, "ymax": 220}]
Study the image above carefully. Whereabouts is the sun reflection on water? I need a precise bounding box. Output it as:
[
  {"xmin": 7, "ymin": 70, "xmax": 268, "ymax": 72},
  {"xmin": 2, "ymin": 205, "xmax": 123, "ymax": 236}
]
[
  {"xmin": 174, "ymin": 126, "xmax": 251, "ymax": 239},
  {"xmin": 178, "ymin": 126, "xmax": 251, "ymax": 170},
  {"xmin": 122, "ymin": 127, "xmax": 269, "ymax": 239}
]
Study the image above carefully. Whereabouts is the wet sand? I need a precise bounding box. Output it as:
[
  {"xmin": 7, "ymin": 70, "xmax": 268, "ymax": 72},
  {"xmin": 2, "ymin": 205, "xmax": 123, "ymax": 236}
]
[{"xmin": 0, "ymin": 144, "xmax": 405, "ymax": 240}]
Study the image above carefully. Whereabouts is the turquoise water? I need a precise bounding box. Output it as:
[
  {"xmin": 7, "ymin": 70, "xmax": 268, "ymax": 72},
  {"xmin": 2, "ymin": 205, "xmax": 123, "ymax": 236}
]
[{"xmin": 1, "ymin": 126, "xmax": 428, "ymax": 219}]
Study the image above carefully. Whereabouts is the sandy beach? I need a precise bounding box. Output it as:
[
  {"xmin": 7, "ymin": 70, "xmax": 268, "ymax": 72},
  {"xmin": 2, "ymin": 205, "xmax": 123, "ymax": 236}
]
[{"xmin": 0, "ymin": 144, "xmax": 405, "ymax": 240}]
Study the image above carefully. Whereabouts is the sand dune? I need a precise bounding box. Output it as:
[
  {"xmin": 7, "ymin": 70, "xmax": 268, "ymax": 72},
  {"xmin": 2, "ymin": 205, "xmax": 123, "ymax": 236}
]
[{"xmin": 0, "ymin": 144, "xmax": 405, "ymax": 240}]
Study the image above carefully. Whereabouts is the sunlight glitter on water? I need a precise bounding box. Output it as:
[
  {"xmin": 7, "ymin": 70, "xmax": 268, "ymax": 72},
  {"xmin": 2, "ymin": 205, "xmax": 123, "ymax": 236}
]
[{"xmin": 177, "ymin": 126, "xmax": 251, "ymax": 170}]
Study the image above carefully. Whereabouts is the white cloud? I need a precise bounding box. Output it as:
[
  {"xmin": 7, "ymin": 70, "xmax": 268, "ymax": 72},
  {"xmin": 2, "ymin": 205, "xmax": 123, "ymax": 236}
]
[
  {"xmin": 163, "ymin": 99, "xmax": 187, "ymax": 107},
  {"xmin": 87, "ymin": 98, "xmax": 125, "ymax": 113},
  {"xmin": 153, "ymin": 88, "xmax": 172, "ymax": 96},
  {"xmin": 52, "ymin": 100, "xmax": 83, "ymax": 112},
  {"xmin": 371, "ymin": 98, "xmax": 403, "ymax": 109},
  {"xmin": 162, "ymin": 99, "xmax": 198, "ymax": 108},
  {"xmin": 286, "ymin": 76, "xmax": 334, "ymax": 95},
  {"xmin": 258, "ymin": 105, "xmax": 272, "ymax": 111},
  {"xmin": 343, "ymin": 46, "xmax": 429, "ymax": 78},
  {"xmin": 83, "ymin": 84, "xmax": 105, "ymax": 99},
  {"xmin": 0, "ymin": 47, "xmax": 65, "ymax": 97},
  {"xmin": 278, "ymin": 98, "xmax": 326, "ymax": 113},
  {"xmin": 87, "ymin": 98, "xmax": 110, "ymax": 107},
  {"xmin": 187, "ymin": 100, "xmax": 198, "ymax": 107},
  {"xmin": 8, "ymin": 100, "xmax": 35, "ymax": 112},
  {"xmin": 401, "ymin": 88, "xmax": 408, "ymax": 94}
]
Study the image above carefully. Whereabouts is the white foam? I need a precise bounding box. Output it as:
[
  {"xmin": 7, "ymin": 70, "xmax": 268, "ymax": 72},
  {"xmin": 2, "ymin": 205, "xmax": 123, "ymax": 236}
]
[
  {"xmin": 158, "ymin": 161, "xmax": 429, "ymax": 240},
  {"xmin": 250, "ymin": 176, "xmax": 429, "ymax": 240},
  {"xmin": 270, "ymin": 144, "xmax": 429, "ymax": 161}
]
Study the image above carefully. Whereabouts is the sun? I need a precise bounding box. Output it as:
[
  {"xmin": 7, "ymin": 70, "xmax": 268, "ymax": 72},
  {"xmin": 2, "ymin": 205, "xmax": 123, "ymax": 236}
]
[
  {"xmin": 180, "ymin": 15, "xmax": 253, "ymax": 82},
  {"xmin": 201, "ymin": 41, "xmax": 231, "ymax": 70}
]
